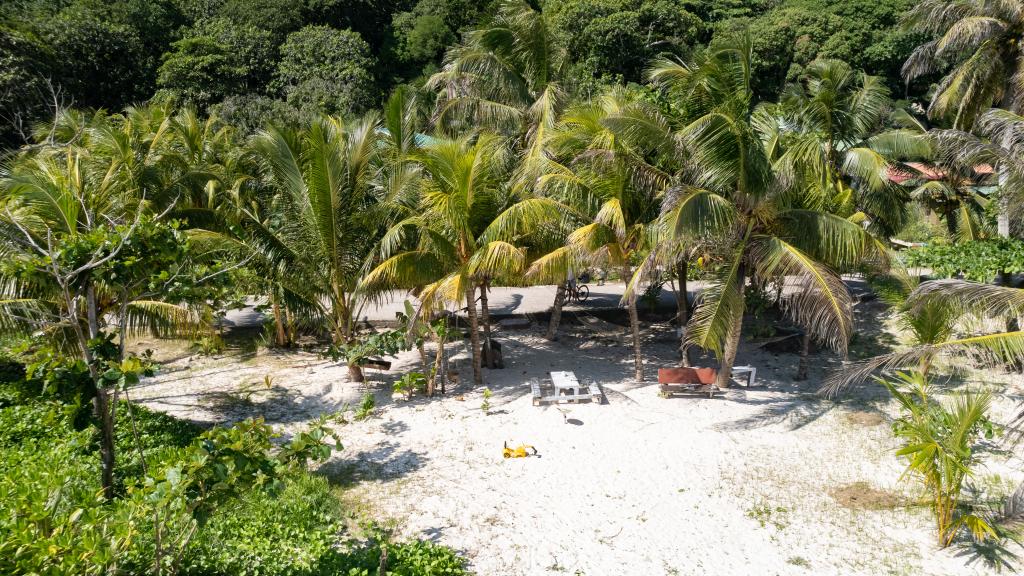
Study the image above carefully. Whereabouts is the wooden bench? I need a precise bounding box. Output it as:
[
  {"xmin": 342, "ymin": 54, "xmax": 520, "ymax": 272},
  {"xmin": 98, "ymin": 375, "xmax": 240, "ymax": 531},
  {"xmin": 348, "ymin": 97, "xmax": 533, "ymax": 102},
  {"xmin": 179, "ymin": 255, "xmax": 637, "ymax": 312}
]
[{"xmin": 658, "ymin": 367, "xmax": 720, "ymax": 398}]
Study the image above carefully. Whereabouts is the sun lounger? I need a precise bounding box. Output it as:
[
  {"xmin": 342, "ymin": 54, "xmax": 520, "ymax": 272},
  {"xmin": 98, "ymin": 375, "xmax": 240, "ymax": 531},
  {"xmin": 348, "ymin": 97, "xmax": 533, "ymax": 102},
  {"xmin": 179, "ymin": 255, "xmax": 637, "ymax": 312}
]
[{"xmin": 658, "ymin": 367, "xmax": 720, "ymax": 398}]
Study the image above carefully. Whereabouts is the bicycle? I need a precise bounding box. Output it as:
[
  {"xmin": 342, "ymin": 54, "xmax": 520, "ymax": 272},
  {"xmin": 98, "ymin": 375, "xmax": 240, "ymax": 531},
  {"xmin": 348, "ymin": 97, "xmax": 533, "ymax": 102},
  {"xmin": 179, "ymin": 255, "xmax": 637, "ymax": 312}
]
[{"xmin": 560, "ymin": 281, "xmax": 589, "ymax": 305}]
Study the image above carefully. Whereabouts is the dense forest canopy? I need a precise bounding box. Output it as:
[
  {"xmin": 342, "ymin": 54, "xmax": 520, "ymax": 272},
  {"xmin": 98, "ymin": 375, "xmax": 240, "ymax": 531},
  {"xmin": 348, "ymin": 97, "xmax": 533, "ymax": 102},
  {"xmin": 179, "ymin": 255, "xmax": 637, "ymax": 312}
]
[{"xmin": 0, "ymin": 0, "xmax": 927, "ymax": 147}]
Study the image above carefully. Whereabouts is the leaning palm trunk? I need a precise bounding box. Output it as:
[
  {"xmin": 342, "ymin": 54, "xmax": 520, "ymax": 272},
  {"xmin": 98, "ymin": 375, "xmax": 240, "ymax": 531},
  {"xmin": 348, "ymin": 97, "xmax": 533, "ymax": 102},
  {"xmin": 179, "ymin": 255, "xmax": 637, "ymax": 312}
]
[
  {"xmin": 716, "ymin": 264, "xmax": 747, "ymax": 389},
  {"xmin": 547, "ymin": 283, "xmax": 566, "ymax": 340},
  {"xmin": 464, "ymin": 284, "xmax": 483, "ymax": 385},
  {"xmin": 479, "ymin": 282, "xmax": 494, "ymax": 368},
  {"xmin": 624, "ymin": 265, "xmax": 644, "ymax": 382},
  {"xmin": 676, "ymin": 260, "xmax": 692, "ymax": 367}
]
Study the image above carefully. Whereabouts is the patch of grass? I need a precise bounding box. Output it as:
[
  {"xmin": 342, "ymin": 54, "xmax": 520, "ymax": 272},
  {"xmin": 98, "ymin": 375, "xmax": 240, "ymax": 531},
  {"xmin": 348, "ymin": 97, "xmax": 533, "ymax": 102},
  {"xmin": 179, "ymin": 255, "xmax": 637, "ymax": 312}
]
[
  {"xmin": 830, "ymin": 482, "xmax": 903, "ymax": 510},
  {"xmin": 844, "ymin": 411, "xmax": 885, "ymax": 427},
  {"xmin": 786, "ymin": 556, "xmax": 811, "ymax": 568},
  {"xmin": 745, "ymin": 502, "xmax": 790, "ymax": 530}
]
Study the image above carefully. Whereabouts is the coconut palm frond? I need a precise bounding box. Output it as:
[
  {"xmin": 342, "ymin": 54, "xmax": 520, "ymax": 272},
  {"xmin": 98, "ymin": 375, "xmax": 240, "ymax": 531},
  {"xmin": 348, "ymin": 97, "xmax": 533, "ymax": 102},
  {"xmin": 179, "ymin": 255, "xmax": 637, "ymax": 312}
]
[
  {"xmin": 822, "ymin": 331, "xmax": 1024, "ymax": 396},
  {"xmin": 750, "ymin": 236, "xmax": 853, "ymax": 355},
  {"xmin": 662, "ymin": 187, "xmax": 736, "ymax": 240},
  {"xmin": 467, "ymin": 240, "xmax": 526, "ymax": 280},
  {"xmin": 909, "ymin": 279, "xmax": 1024, "ymax": 320},
  {"xmin": 123, "ymin": 300, "xmax": 206, "ymax": 340},
  {"xmin": 686, "ymin": 244, "xmax": 746, "ymax": 358}
]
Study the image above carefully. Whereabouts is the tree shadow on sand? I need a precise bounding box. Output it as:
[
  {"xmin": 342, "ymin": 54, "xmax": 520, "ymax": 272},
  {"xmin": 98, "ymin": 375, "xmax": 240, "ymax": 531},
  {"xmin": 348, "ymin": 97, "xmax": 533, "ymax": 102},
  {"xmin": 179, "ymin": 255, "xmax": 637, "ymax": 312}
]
[{"xmin": 318, "ymin": 439, "xmax": 428, "ymax": 487}]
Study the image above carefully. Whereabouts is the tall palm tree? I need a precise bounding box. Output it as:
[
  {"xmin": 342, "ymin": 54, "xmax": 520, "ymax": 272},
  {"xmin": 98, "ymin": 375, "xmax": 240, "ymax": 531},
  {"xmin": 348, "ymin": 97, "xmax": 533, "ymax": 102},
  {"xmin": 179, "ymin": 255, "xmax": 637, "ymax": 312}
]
[
  {"xmin": 764, "ymin": 59, "xmax": 929, "ymax": 237},
  {"xmin": 647, "ymin": 38, "xmax": 885, "ymax": 388},
  {"xmin": 361, "ymin": 133, "xmax": 559, "ymax": 385},
  {"xmin": 251, "ymin": 115, "xmax": 385, "ymax": 381},
  {"xmin": 530, "ymin": 89, "xmax": 668, "ymax": 382},
  {"xmin": 903, "ymin": 1, "xmax": 1024, "ymax": 236},
  {"xmin": 930, "ymin": 107, "xmax": 1024, "ymax": 237},
  {"xmin": 903, "ymin": 0, "xmax": 1024, "ymax": 130}
]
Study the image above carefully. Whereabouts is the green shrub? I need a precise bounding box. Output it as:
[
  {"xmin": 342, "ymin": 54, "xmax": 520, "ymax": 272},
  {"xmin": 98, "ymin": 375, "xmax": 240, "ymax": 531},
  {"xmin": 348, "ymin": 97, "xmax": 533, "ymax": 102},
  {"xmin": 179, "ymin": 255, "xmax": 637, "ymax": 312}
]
[
  {"xmin": 114, "ymin": 402, "xmax": 203, "ymax": 482},
  {"xmin": 182, "ymin": 472, "xmax": 347, "ymax": 575},
  {"xmin": 903, "ymin": 238, "xmax": 1024, "ymax": 282}
]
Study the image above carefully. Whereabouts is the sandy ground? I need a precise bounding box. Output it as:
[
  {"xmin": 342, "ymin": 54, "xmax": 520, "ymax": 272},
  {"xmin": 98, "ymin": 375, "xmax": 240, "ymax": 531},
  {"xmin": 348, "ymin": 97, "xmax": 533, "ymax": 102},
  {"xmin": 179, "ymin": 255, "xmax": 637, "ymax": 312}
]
[{"xmin": 133, "ymin": 303, "xmax": 1024, "ymax": 576}]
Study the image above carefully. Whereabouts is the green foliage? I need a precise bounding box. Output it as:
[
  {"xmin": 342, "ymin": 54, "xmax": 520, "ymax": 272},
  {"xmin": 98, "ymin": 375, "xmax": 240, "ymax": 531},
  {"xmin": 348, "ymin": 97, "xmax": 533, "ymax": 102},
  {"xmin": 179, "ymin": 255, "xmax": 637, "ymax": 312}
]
[
  {"xmin": 114, "ymin": 402, "xmax": 203, "ymax": 482},
  {"xmin": 354, "ymin": 392, "xmax": 376, "ymax": 421},
  {"xmin": 325, "ymin": 329, "xmax": 410, "ymax": 368},
  {"xmin": 157, "ymin": 17, "xmax": 278, "ymax": 109},
  {"xmin": 879, "ymin": 371, "xmax": 999, "ymax": 547},
  {"xmin": 481, "ymin": 387, "xmax": 492, "ymax": 413},
  {"xmin": 547, "ymin": 0, "xmax": 703, "ymax": 84},
  {"xmin": 181, "ymin": 472, "xmax": 348, "ymax": 575},
  {"xmin": 711, "ymin": 0, "xmax": 919, "ymax": 99},
  {"xmin": 903, "ymin": 239, "xmax": 1024, "ymax": 282},
  {"xmin": 274, "ymin": 25, "xmax": 377, "ymax": 117},
  {"xmin": 394, "ymin": 371, "xmax": 428, "ymax": 399}
]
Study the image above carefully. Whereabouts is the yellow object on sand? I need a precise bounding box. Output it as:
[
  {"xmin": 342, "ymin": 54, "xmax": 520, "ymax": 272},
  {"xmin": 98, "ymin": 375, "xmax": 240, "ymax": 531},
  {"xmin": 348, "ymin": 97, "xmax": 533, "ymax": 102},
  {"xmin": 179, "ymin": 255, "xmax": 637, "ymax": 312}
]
[{"xmin": 503, "ymin": 441, "xmax": 537, "ymax": 458}]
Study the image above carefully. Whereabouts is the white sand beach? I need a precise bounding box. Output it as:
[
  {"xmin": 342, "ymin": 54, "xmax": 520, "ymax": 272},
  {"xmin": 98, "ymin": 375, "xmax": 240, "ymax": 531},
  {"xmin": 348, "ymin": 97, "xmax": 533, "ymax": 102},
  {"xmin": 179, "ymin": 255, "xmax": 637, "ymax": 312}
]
[{"xmin": 133, "ymin": 305, "xmax": 1024, "ymax": 576}]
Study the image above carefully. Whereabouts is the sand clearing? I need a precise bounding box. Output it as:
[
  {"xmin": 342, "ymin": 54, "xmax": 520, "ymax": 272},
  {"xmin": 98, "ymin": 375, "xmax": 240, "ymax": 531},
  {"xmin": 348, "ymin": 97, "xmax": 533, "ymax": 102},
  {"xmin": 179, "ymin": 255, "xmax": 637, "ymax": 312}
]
[{"xmin": 133, "ymin": 314, "xmax": 1023, "ymax": 576}]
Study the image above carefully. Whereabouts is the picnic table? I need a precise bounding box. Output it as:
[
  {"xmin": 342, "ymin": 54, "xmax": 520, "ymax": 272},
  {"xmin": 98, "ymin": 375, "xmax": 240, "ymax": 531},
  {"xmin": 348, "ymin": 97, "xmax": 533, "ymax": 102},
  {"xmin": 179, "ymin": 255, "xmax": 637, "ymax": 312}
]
[{"xmin": 531, "ymin": 371, "xmax": 602, "ymax": 405}]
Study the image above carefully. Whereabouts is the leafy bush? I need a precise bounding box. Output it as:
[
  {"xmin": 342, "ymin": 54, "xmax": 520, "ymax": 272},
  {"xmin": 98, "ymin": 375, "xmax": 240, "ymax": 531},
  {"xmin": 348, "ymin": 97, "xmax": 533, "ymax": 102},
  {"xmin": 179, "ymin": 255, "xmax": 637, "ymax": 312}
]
[
  {"xmin": 114, "ymin": 402, "xmax": 203, "ymax": 483},
  {"xmin": 903, "ymin": 239, "xmax": 1024, "ymax": 282},
  {"xmin": 181, "ymin": 472, "xmax": 347, "ymax": 575},
  {"xmin": 394, "ymin": 371, "xmax": 428, "ymax": 399}
]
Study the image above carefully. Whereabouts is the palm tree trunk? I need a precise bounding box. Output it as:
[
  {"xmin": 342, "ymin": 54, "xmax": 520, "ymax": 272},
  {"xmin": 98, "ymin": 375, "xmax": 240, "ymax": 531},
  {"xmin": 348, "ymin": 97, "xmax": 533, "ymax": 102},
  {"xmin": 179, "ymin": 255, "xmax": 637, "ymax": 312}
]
[
  {"xmin": 623, "ymin": 265, "xmax": 643, "ymax": 383},
  {"xmin": 796, "ymin": 332, "xmax": 810, "ymax": 381},
  {"xmin": 479, "ymin": 281, "xmax": 493, "ymax": 368},
  {"xmin": 546, "ymin": 283, "xmax": 566, "ymax": 341},
  {"xmin": 272, "ymin": 292, "xmax": 287, "ymax": 347},
  {"xmin": 676, "ymin": 259, "xmax": 692, "ymax": 367},
  {"xmin": 429, "ymin": 330, "xmax": 445, "ymax": 396},
  {"xmin": 465, "ymin": 284, "xmax": 483, "ymax": 386},
  {"xmin": 716, "ymin": 263, "xmax": 746, "ymax": 389}
]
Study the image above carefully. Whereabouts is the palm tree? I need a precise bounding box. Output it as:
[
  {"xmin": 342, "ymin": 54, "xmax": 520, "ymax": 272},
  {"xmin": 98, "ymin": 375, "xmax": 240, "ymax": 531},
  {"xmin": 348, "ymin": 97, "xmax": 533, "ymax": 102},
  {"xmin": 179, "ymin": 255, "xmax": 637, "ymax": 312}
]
[
  {"xmin": 929, "ymin": 108, "xmax": 1024, "ymax": 238},
  {"xmin": 648, "ymin": 38, "xmax": 884, "ymax": 388},
  {"xmin": 530, "ymin": 89, "xmax": 668, "ymax": 382},
  {"xmin": 251, "ymin": 115, "xmax": 385, "ymax": 382},
  {"xmin": 764, "ymin": 59, "xmax": 929, "ymax": 237},
  {"xmin": 361, "ymin": 133, "xmax": 559, "ymax": 385},
  {"xmin": 428, "ymin": 0, "xmax": 567, "ymax": 139},
  {"xmin": 903, "ymin": 1, "xmax": 1024, "ymax": 236},
  {"xmin": 881, "ymin": 370, "xmax": 997, "ymax": 547},
  {"xmin": 903, "ymin": 0, "xmax": 1024, "ymax": 130}
]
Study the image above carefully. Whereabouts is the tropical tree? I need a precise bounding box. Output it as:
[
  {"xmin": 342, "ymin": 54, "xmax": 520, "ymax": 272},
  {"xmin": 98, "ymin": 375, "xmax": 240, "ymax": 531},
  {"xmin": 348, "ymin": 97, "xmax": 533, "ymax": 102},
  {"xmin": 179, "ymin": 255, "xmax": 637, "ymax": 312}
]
[
  {"xmin": 763, "ymin": 59, "xmax": 929, "ymax": 237},
  {"xmin": 880, "ymin": 370, "xmax": 997, "ymax": 547},
  {"xmin": 530, "ymin": 88, "xmax": 668, "ymax": 382},
  {"xmin": 902, "ymin": 0, "xmax": 1024, "ymax": 130},
  {"xmin": 0, "ymin": 107, "xmax": 213, "ymax": 497},
  {"xmin": 647, "ymin": 38, "xmax": 885, "ymax": 388},
  {"xmin": 361, "ymin": 133, "xmax": 558, "ymax": 385},
  {"xmin": 903, "ymin": 1, "xmax": 1024, "ymax": 237},
  {"xmin": 251, "ymin": 114, "xmax": 385, "ymax": 381},
  {"xmin": 823, "ymin": 275, "xmax": 1024, "ymax": 395},
  {"xmin": 929, "ymin": 108, "xmax": 1024, "ymax": 238}
]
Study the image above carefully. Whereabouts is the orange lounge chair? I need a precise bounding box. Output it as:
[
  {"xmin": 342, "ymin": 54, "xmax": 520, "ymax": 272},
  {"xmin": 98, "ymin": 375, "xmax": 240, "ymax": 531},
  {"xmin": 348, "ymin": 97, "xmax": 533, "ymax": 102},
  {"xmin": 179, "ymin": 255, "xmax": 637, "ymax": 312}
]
[{"xmin": 658, "ymin": 367, "xmax": 720, "ymax": 398}]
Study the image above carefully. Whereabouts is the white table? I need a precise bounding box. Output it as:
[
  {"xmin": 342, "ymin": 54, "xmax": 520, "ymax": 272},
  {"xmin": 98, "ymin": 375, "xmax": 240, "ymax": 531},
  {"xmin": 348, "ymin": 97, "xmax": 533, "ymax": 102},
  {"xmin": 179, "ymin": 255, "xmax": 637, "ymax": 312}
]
[
  {"xmin": 732, "ymin": 365, "xmax": 757, "ymax": 387},
  {"xmin": 531, "ymin": 371, "xmax": 602, "ymax": 405},
  {"xmin": 551, "ymin": 371, "xmax": 582, "ymax": 396}
]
